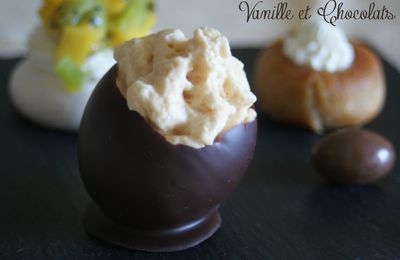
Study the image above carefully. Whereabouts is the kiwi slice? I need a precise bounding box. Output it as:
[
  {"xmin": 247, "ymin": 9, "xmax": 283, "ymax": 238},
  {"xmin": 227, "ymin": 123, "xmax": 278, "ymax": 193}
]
[
  {"xmin": 81, "ymin": 4, "xmax": 106, "ymax": 28},
  {"xmin": 57, "ymin": 0, "xmax": 99, "ymax": 27},
  {"xmin": 54, "ymin": 57, "xmax": 86, "ymax": 92}
]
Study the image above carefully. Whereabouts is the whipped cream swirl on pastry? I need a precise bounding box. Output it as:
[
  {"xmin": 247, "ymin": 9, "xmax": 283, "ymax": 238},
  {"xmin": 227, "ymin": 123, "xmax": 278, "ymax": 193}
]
[
  {"xmin": 283, "ymin": 21, "xmax": 354, "ymax": 73},
  {"xmin": 114, "ymin": 27, "xmax": 257, "ymax": 148}
]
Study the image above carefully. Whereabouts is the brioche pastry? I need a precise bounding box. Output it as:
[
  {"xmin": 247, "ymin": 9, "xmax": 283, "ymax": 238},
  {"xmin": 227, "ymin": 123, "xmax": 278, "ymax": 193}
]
[{"xmin": 254, "ymin": 21, "xmax": 385, "ymax": 133}]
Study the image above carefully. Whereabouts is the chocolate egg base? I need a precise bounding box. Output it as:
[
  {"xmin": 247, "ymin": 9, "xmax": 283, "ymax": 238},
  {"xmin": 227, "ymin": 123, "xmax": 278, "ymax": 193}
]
[
  {"xmin": 84, "ymin": 203, "xmax": 221, "ymax": 252},
  {"xmin": 78, "ymin": 66, "xmax": 257, "ymax": 252}
]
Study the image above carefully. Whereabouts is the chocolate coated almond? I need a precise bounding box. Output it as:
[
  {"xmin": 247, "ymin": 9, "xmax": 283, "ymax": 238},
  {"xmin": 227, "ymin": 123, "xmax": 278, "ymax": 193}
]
[{"xmin": 312, "ymin": 128, "xmax": 396, "ymax": 184}]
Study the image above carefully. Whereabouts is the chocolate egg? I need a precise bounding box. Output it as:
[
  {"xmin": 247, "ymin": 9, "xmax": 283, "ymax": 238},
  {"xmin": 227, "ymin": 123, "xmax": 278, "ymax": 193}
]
[
  {"xmin": 78, "ymin": 66, "xmax": 257, "ymax": 252},
  {"xmin": 312, "ymin": 128, "xmax": 396, "ymax": 184}
]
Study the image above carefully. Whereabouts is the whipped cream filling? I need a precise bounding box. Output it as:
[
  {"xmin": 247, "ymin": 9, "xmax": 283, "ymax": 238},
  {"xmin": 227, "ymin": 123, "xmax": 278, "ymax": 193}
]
[
  {"xmin": 28, "ymin": 26, "xmax": 115, "ymax": 85},
  {"xmin": 114, "ymin": 27, "xmax": 257, "ymax": 148},
  {"xmin": 283, "ymin": 21, "xmax": 354, "ymax": 73}
]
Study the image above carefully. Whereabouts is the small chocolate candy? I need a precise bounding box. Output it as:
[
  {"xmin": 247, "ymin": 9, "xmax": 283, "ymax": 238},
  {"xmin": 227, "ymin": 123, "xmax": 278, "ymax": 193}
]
[{"xmin": 312, "ymin": 128, "xmax": 396, "ymax": 184}]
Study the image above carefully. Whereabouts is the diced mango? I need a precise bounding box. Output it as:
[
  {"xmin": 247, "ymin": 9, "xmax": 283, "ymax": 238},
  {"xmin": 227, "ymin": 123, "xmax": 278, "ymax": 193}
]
[
  {"xmin": 55, "ymin": 24, "xmax": 104, "ymax": 65},
  {"xmin": 109, "ymin": 13, "xmax": 155, "ymax": 46},
  {"xmin": 103, "ymin": 0, "xmax": 127, "ymax": 16},
  {"xmin": 39, "ymin": 0, "xmax": 63, "ymax": 30}
]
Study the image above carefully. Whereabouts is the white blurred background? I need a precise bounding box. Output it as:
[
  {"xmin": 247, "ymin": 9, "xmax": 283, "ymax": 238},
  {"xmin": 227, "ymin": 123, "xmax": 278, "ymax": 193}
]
[{"xmin": 1, "ymin": 0, "xmax": 399, "ymax": 70}]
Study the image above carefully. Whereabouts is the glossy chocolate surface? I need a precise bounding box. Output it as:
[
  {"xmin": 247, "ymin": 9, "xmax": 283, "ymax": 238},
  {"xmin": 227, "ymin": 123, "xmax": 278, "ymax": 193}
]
[
  {"xmin": 312, "ymin": 128, "xmax": 396, "ymax": 185},
  {"xmin": 78, "ymin": 66, "xmax": 257, "ymax": 251}
]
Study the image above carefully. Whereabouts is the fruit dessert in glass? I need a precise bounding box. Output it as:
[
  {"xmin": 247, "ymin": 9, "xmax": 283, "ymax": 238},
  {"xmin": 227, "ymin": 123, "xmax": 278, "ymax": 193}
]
[{"xmin": 9, "ymin": 0, "xmax": 155, "ymax": 131}]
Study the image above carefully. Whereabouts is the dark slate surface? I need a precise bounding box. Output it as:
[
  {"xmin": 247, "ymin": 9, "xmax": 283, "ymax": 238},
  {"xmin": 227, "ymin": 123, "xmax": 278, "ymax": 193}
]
[{"xmin": 0, "ymin": 49, "xmax": 399, "ymax": 259}]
